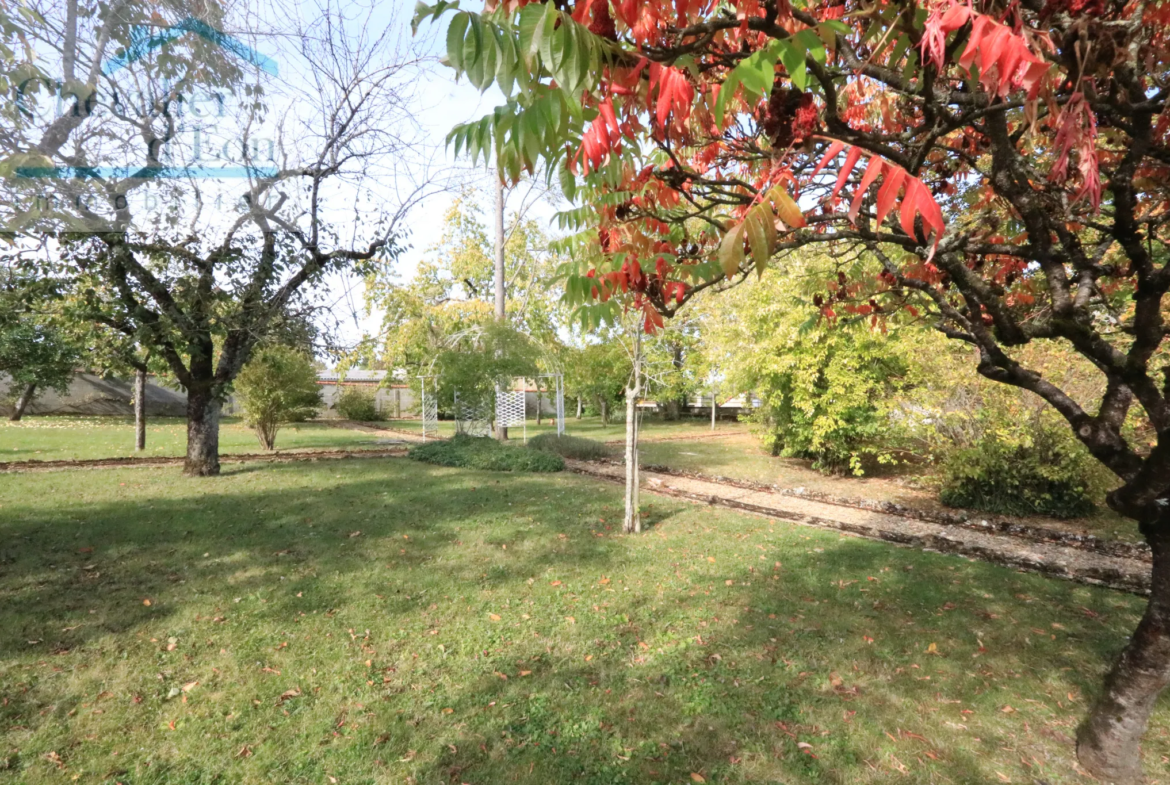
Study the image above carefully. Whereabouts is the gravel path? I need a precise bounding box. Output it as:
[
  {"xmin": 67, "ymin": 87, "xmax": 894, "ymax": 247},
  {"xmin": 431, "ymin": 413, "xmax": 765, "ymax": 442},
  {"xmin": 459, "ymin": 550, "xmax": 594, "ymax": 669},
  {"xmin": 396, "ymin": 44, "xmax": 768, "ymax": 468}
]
[{"xmin": 567, "ymin": 459, "xmax": 1152, "ymax": 595}]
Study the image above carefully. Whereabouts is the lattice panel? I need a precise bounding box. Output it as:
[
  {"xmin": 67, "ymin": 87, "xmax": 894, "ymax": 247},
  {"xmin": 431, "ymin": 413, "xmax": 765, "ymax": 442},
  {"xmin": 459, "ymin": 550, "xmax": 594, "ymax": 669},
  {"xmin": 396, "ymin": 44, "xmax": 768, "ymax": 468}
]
[
  {"xmin": 454, "ymin": 391, "xmax": 491, "ymax": 437},
  {"xmin": 496, "ymin": 389, "xmax": 526, "ymax": 429},
  {"xmin": 420, "ymin": 379, "xmax": 438, "ymax": 440}
]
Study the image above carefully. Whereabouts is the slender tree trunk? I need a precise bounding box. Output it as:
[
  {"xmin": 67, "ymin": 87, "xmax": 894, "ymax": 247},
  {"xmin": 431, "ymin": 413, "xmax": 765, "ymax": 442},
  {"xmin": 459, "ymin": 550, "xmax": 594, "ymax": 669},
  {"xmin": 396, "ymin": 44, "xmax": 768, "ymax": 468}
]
[
  {"xmin": 184, "ymin": 386, "xmax": 222, "ymax": 476},
  {"xmin": 63, "ymin": 0, "xmax": 77, "ymax": 82},
  {"xmin": 1077, "ymin": 524, "xmax": 1170, "ymax": 783},
  {"xmin": 493, "ymin": 175, "xmax": 509, "ymax": 442},
  {"xmin": 623, "ymin": 332, "xmax": 642, "ymax": 534},
  {"xmin": 711, "ymin": 385, "xmax": 717, "ymax": 431},
  {"xmin": 599, "ymin": 398, "xmax": 608, "ymax": 427},
  {"xmin": 576, "ymin": 396, "xmax": 583, "ymax": 420},
  {"xmin": 134, "ymin": 368, "xmax": 146, "ymax": 451},
  {"xmin": 9, "ymin": 383, "xmax": 36, "ymax": 421},
  {"xmin": 537, "ymin": 387, "xmax": 543, "ymax": 426}
]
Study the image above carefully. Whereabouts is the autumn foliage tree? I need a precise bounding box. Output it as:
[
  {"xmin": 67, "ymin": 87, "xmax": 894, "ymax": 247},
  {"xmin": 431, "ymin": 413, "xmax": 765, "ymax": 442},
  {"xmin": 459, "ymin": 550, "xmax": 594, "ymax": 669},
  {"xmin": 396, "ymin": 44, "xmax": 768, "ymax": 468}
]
[{"xmin": 416, "ymin": 0, "xmax": 1170, "ymax": 779}]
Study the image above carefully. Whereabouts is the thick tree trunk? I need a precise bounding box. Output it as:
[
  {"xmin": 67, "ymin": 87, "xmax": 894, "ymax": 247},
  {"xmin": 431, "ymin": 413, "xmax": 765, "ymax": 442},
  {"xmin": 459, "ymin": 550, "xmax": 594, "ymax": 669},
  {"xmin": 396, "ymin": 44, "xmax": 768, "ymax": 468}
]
[
  {"xmin": 1077, "ymin": 525, "xmax": 1170, "ymax": 783},
  {"xmin": 184, "ymin": 387, "xmax": 222, "ymax": 476},
  {"xmin": 9, "ymin": 383, "xmax": 35, "ymax": 421},
  {"xmin": 133, "ymin": 369, "xmax": 146, "ymax": 451}
]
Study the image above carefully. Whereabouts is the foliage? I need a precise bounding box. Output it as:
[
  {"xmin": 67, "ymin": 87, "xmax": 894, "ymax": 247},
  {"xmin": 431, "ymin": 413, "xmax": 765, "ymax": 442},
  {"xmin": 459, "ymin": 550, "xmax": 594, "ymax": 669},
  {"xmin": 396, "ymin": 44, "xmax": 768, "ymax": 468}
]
[
  {"xmin": 364, "ymin": 189, "xmax": 564, "ymax": 377},
  {"xmin": 721, "ymin": 257, "xmax": 921, "ymax": 475},
  {"xmin": 435, "ymin": 322, "xmax": 542, "ymax": 416},
  {"xmin": 938, "ymin": 428, "xmax": 1096, "ymax": 519},
  {"xmin": 527, "ymin": 432, "xmax": 610, "ymax": 461},
  {"xmin": 233, "ymin": 346, "xmax": 322, "ymax": 450},
  {"xmin": 562, "ymin": 340, "xmax": 629, "ymax": 424},
  {"xmin": 0, "ymin": 321, "xmax": 80, "ymax": 402},
  {"xmin": 335, "ymin": 387, "xmax": 381, "ymax": 422},
  {"xmin": 409, "ymin": 433, "xmax": 564, "ymax": 472}
]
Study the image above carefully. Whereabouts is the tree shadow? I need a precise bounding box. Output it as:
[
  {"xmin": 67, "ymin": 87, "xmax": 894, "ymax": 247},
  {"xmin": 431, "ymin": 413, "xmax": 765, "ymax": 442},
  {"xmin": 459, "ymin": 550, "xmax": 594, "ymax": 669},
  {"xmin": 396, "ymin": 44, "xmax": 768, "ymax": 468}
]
[{"xmin": 0, "ymin": 457, "xmax": 1163, "ymax": 784}]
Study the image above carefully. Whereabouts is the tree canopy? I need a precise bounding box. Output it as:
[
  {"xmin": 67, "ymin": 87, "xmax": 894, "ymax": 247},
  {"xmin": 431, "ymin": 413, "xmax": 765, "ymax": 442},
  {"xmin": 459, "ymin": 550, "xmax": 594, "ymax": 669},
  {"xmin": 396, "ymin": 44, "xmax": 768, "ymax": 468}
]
[{"xmin": 413, "ymin": 0, "xmax": 1170, "ymax": 779}]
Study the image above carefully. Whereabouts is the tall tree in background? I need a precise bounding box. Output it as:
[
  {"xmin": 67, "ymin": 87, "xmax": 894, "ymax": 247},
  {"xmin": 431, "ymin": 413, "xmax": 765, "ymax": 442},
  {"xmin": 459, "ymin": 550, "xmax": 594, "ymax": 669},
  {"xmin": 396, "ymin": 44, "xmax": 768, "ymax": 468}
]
[
  {"xmin": 419, "ymin": 0, "xmax": 1170, "ymax": 777},
  {"xmin": 3, "ymin": 0, "xmax": 433, "ymax": 475}
]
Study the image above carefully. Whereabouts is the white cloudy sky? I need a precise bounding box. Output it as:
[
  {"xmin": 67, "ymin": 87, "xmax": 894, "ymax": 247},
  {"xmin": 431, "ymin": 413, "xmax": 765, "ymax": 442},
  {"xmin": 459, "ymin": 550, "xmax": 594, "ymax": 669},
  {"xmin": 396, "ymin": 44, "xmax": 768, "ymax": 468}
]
[{"xmin": 287, "ymin": 1, "xmax": 561, "ymax": 354}]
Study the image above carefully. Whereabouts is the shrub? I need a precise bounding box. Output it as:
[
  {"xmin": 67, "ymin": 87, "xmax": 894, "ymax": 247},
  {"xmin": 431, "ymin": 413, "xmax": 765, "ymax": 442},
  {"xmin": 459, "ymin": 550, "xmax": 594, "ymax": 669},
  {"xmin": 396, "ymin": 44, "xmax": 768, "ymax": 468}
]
[
  {"xmin": 938, "ymin": 428, "xmax": 1096, "ymax": 519},
  {"xmin": 527, "ymin": 433, "xmax": 610, "ymax": 461},
  {"xmin": 409, "ymin": 434, "xmax": 564, "ymax": 472},
  {"xmin": 234, "ymin": 346, "xmax": 321, "ymax": 450},
  {"xmin": 335, "ymin": 386, "xmax": 379, "ymax": 421}
]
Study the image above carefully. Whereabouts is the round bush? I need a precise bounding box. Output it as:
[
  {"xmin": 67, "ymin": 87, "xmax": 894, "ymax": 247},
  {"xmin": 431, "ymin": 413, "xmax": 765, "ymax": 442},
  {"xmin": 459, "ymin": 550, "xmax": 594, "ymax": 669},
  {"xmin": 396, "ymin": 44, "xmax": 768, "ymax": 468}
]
[
  {"xmin": 335, "ymin": 387, "xmax": 380, "ymax": 421},
  {"xmin": 409, "ymin": 434, "xmax": 564, "ymax": 472},
  {"xmin": 938, "ymin": 431, "xmax": 1095, "ymax": 519},
  {"xmin": 527, "ymin": 433, "xmax": 610, "ymax": 461}
]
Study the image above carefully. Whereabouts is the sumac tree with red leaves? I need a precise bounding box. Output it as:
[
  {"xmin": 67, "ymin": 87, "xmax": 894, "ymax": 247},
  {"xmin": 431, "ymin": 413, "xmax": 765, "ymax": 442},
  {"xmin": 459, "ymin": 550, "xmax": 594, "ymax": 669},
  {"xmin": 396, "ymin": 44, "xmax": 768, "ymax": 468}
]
[{"xmin": 415, "ymin": 0, "xmax": 1170, "ymax": 778}]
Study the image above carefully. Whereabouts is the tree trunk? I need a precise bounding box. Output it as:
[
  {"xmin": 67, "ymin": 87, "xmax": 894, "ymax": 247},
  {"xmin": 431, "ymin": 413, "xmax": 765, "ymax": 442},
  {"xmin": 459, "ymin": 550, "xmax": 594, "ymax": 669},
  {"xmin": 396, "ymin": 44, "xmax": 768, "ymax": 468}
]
[
  {"xmin": 134, "ymin": 368, "xmax": 146, "ymax": 451},
  {"xmin": 1077, "ymin": 525, "xmax": 1170, "ymax": 783},
  {"xmin": 599, "ymin": 398, "xmax": 608, "ymax": 427},
  {"xmin": 537, "ymin": 388, "xmax": 543, "ymax": 426},
  {"xmin": 623, "ymin": 333, "xmax": 642, "ymax": 534},
  {"xmin": 576, "ymin": 396, "xmax": 583, "ymax": 420},
  {"xmin": 184, "ymin": 387, "xmax": 222, "ymax": 476},
  {"xmin": 711, "ymin": 387, "xmax": 717, "ymax": 431},
  {"xmin": 9, "ymin": 383, "xmax": 35, "ymax": 421}
]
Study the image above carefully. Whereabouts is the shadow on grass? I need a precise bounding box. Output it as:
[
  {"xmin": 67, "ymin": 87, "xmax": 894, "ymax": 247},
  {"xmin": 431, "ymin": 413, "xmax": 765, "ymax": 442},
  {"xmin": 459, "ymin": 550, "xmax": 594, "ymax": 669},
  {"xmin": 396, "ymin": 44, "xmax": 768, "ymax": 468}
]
[{"xmin": 0, "ymin": 457, "xmax": 1162, "ymax": 784}]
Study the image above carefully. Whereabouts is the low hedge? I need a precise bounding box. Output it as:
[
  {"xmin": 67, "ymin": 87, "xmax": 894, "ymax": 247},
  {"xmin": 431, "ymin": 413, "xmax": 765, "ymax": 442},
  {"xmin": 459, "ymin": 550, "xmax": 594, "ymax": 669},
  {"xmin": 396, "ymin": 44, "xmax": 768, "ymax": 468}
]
[
  {"xmin": 527, "ymin": 433, "xmax": 610, "ymax": 461},
  {"xmin": 409, "ymin": 434, "xmax": 564, "ymax": 472},
  {"xmin": 938, "ymin": 431, "xmax": 1095, "ymax": 519}
]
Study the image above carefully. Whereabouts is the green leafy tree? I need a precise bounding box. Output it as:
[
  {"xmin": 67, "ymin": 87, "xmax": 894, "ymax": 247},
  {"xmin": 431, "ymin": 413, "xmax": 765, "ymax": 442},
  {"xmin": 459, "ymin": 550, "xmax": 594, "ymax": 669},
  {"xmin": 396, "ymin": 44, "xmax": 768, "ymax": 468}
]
[
  {"xmin": 233, "ymin": 346, "xmax": 321, "ymax": 450},
  {"xmin": 563, "ymin": 339, "xmax": 629, "ymax": 426},
  {"xmin": 0, "ymin": 322, "xmax": 80, "ymax": 421}
]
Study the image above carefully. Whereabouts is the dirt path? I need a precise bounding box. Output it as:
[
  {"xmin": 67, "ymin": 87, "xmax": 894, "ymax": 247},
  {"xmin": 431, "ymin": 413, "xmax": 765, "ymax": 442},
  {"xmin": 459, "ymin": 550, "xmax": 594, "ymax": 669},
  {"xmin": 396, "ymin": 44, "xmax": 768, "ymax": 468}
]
[{"xmin": 567, "ymin": 459, "xmax": 1152, "ymax": 595}]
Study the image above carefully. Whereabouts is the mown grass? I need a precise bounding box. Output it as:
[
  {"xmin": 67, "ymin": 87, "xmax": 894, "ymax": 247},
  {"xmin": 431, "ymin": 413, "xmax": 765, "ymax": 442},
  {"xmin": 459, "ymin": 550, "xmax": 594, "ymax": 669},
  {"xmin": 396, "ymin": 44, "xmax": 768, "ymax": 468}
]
[
  {"xmin": 0, "ymin": 457, "xmax": 1165, "ymax": 784},
  {"xmin": 0, "ymin": 416, "xmax": 385, "ymax": 462},
  {"xmin": 382, "ymin": 415, "xmax": 746, "ymax": 442}
]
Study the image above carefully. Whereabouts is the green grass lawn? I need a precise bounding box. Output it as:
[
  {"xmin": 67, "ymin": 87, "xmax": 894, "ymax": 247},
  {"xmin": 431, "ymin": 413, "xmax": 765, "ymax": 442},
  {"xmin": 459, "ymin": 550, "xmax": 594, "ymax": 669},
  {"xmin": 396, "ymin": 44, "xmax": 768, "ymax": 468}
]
[
  {"xmin": 380, "ymin": 414, "xmax": 746, "ymax": 442},
  {"xmin": 0, "ymin": 457, "xmax": 1165, "ymax": 783},
  {"xmin": 0, "ymin": 416, "xmax": 385, "ymax": 462}
]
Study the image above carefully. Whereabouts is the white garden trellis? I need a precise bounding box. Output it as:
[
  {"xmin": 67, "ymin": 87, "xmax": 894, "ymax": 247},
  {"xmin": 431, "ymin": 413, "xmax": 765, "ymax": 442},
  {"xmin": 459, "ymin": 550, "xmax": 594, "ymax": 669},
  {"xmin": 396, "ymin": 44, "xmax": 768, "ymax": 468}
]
[
  {"xmin": 536, "ymin": 373, "xmax": 565, "ymax": 436},
  {"xmin": 495, "ymin": 387, "xmax": 527, "ymax": 441},
  {"xmin": 454, "ymin": 390, "xmax": 492, "ymax": 437},
  {"xmin": 418, "ymin": 376, "xmax": 438, "ymax": 441}
]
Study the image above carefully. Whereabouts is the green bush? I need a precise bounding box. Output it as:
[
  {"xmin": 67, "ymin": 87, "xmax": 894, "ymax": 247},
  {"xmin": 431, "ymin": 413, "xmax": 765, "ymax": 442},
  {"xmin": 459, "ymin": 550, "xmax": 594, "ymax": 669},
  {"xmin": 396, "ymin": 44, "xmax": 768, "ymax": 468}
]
[
  {"xmin": 234, "ymin": 346, "xmax": 322, "ymax": 450},
  {"xmin": 527, "ymin": 433, "xmax": 610, "ymax": 461},
  {"xmin": 938, "ymin": 429, "xmax": 1095, "ymax": 519},
  {"xmin": 335, "ymin": 386, "xmax": 380, "ymax": 421},
  {"xmin": 409, "ymin": 434, "xmax": 564, "ymax": 472}
]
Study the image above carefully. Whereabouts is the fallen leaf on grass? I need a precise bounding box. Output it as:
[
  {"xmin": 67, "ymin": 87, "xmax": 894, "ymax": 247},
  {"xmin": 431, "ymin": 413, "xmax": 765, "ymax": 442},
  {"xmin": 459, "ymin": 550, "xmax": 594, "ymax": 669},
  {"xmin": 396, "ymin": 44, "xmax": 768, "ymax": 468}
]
[
  {"xmin": 442, "ymin": 707, "xmax": 454, "ymax": 714},
  {"xmin": 181, "ymin": 681, "xmax": 198, "ymax": 693},
  {"xmin": 690, "ymin": 774, "xmax": 706, "ymax": 783},
  {"xmin": 925, "ymin": 642, "xmax": 939, "ymax": 655},
  {"xmin": 399, "ymin": 749, "xmax": 417, "ymax": 761},
  {"xmin": 277, "ymin": 688, "xmax": 301, "ymax": 705},
  {"xmin": 236, "ymin": 745, "xmax": 253, "ymax": 758},
  {"xmin": 489, "ymin": 613, "xmax": 501, "ymax": 622}
]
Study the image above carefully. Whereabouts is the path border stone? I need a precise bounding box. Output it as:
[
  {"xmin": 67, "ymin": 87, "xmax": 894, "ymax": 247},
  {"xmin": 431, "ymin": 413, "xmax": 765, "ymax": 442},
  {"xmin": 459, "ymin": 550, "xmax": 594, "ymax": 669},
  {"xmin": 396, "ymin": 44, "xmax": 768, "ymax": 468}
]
[{"xmin": 566, "ymin": 460, "xmax": 1151, "ymax": 596}]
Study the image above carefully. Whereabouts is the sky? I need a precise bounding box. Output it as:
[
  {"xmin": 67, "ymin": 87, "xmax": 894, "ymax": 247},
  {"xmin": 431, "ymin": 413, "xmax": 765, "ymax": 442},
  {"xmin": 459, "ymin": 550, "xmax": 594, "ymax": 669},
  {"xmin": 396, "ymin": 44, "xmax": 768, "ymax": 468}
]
[{"xmin": 303, "ymin": 1, "xmax": 564, "ymax": 357}]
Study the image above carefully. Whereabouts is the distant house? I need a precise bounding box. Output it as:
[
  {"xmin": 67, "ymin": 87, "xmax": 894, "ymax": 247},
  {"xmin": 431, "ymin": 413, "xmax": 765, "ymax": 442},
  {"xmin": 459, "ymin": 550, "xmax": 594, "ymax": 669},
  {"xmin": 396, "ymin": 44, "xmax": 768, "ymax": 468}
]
[{"xmin": 0, "ymin": 372, "xmax": 187, "ymax": 417}]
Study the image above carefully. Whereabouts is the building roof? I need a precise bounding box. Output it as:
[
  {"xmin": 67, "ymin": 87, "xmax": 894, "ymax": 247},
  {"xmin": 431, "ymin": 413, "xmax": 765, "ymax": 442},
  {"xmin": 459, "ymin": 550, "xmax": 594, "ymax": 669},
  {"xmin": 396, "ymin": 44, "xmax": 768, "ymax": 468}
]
[{"xmin": 316, "ymin": 369, "xmax": 389, "ymax": 384}]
